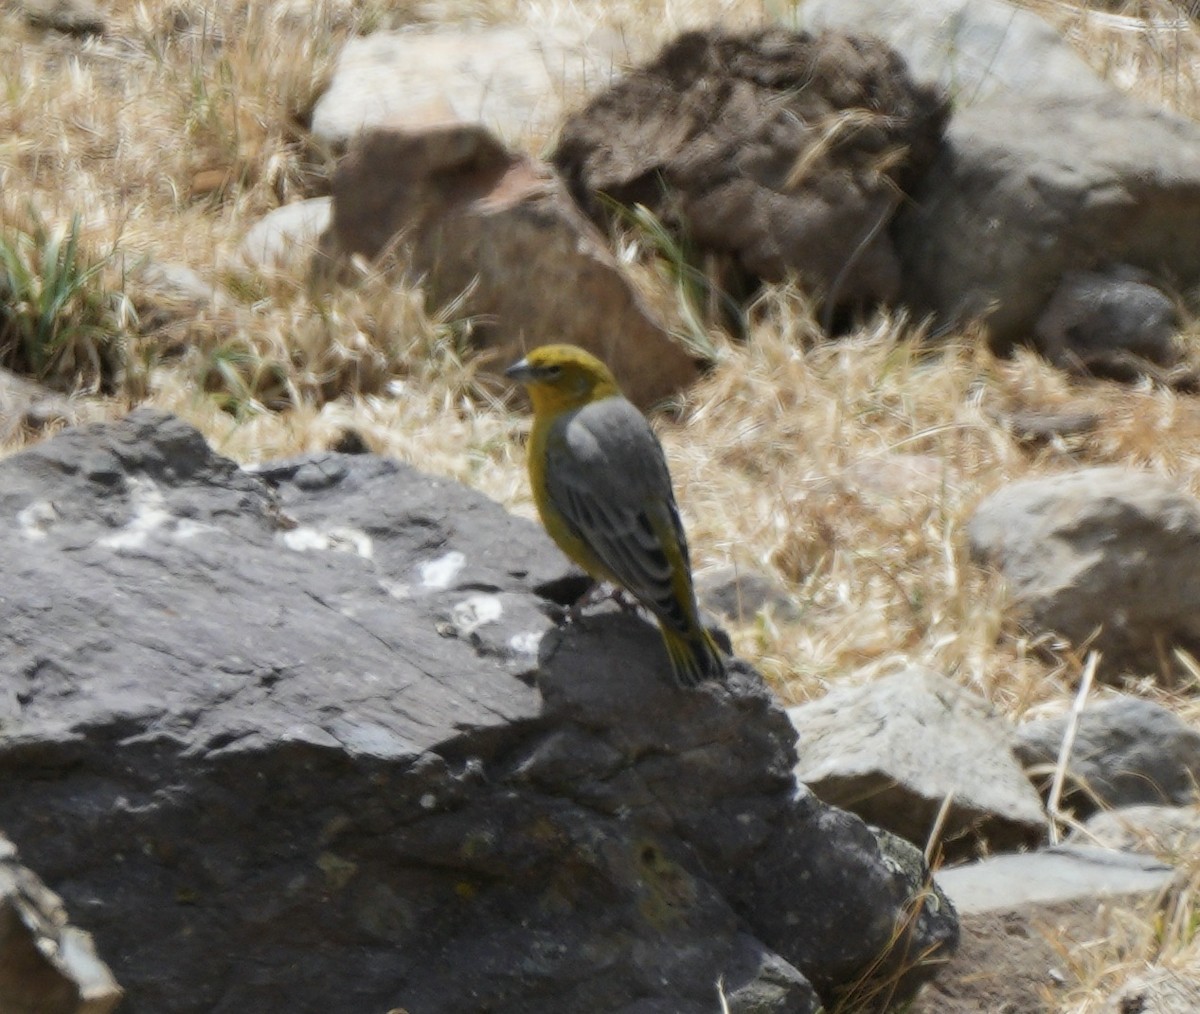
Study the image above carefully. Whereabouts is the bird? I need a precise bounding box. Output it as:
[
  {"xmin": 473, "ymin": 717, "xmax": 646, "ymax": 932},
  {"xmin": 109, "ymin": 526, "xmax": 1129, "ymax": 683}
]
[{"xmin": 505, "ymin": 343, "xmax": 727, "ymax": 688}]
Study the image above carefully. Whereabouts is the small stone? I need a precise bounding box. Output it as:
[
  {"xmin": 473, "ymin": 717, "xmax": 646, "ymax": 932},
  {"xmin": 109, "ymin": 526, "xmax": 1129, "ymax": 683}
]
[
  {"xmin": 241, "ymin": 197, "xmax": 332, "ymax": 271},
  {"xmin": 999, "ymin": 405, "xmax": 1101, "ymax": 446},
  {"xmin": 1036, "ymin": 268, "xmax": 1178, "ymax": 371},
  {"xmin": 698, "ymin": 565, "xmax": 799, "ymax": 625},
  {"xmin": 1076, "ymin": 805, "xmax": 1200, "ymax": 858}
]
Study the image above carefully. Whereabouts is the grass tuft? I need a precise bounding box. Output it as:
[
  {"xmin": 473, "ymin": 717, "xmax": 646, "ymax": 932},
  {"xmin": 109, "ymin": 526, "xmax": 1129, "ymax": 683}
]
[{"xmin": 0, "ymin": 203, "xmax": 134, "ymax": 391}]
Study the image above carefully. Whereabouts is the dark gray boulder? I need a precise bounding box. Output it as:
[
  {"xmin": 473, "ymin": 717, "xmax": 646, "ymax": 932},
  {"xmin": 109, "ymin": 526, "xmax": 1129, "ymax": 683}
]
[
  {"xmin": 1015, "ymin": 698, "xmax": 1200, "ymax": 816},
  {"xmin": 0, "ymin": 409, "xmax": 957, "ymax": 1012}
]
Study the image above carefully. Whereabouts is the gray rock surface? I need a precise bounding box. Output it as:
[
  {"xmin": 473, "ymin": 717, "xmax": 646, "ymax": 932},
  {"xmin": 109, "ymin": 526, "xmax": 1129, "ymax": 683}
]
[
  {"xmin": 789, "ymin": 667, "xmax": 1045, "ymax": 857},
  {"xmin": 895, "ymin": 92, "xmax": 1200, "ymax": 349},
  {"xmin": 310, "ymin": 24, "xmax": 627, "ymax": 150},
  {"xmin": 0, "ymin": 834, "xmax": 122, "ymax": 1013},
  {"xmin": 0, "ymin": 410, "xmax": 957, "ymax": 1013},
  {"xmin": 968, "ymin": 468, "xmax": 1200, "ymax": 680},
  {"xmin": 796, "ymin": 0, "xmax": 1109, "ymax": 105},
  {"xmin": 1016, "ymin": 698, "xmax": 1200, "ymax": 815},
  {"xmin": 912, "ymin": 846, "xmax": 1178, "ymax": 1014},
  {"xmin": 936, "ymin": 846, "xmax": 1176, "ymax": 914}
]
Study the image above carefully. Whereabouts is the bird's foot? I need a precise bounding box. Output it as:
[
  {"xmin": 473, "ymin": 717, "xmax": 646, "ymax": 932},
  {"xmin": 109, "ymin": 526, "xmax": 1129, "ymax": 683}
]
[{"xmin": 561, "ymin": 582, "xmax": 639, "ymax": 625}]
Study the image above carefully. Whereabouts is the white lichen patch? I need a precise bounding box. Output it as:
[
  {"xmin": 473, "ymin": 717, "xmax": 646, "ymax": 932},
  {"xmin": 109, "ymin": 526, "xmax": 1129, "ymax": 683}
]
[
  {"xmin": 451, "ymin": 593, "xmax": 503, "ymax": 635},
  {"xmin": 418, "ymin": 550, "xmax": 465, "ymax": 590},
  {"xmin": 507, "ymin": 630, "xmax": 543, "ymax": 657},
  {"xmin": 91, "ymin": 477, "xmax": 229, "ymax": 550},
  {"xmin": 278, "ymin": 525, "xmax": 374, "ymax": 557},
  {"xmin": 17, "ymin": 501, "xmax": 61, "ymax": 540},
  {"xmin": 98, "ymin": 478, "xmax": 170, "ymax": 550},
  {"xmin": 174, "ymin": 519, "xmax": 223, "ymax": 540}
]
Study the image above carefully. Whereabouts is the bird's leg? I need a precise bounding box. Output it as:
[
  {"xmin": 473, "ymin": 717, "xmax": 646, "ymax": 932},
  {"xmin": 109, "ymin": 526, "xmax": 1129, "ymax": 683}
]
[
  {"xmin": 563, "ymin": 581, "xmax": 603, "ymax": 625},
  {"xmin": 608, "ymin": 586, "xmax": 641, "ymax": 614}
]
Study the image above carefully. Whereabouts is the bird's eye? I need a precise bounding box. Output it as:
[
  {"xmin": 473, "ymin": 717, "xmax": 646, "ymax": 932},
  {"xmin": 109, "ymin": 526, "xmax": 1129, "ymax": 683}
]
[{"xmin": 543, "ymin": 365, "xmax": 562, "ymax": 379}]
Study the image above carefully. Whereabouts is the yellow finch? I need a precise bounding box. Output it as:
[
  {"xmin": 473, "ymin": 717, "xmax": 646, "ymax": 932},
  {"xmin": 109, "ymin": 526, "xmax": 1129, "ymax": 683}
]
[{"xmin": 506, "ymin": 344, "xmax": 726, "ymax": 687}]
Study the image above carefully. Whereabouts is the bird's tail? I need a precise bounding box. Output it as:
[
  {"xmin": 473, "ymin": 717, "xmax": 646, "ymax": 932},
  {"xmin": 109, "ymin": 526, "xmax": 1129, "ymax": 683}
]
[{"xmin": 661, "ymin": 625, "xmax": 727, "ymax": 688}]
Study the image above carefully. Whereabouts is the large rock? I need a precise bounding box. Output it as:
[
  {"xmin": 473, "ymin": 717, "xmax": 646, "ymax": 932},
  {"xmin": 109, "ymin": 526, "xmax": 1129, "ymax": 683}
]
[
  {"xmin": 789, "ymin": 667, "xmax": 1045, "ymax": 857},
  {"xmin": 324, "ymin": 123, "xmax": 699, "ymax": 410},
  {"xmin": 801, "ymin": 0, "xmax": 1200, "ymax": 357},
  {"xmin": 895, "ymin": 91, "xmax": 1200, "ymax": 349},
  {"xmin": 1015, "ymin": 698, "xmax": 1200, "ymax": 816},
  {"xmin": 310, "ymin": 24, "xmax": 627, "ymax": 150},
  {"xmin": 968, "ymin": 468, "xmax": 1200, "ymax": 680},
  {"xmin": 552, "ymin": 25, "xmax": 948, "ymax": 322},
  {"xmin": 0, "ymin": 834, "xmax": 122, "ymax": 1013},
  {"xmin": 796, "ymin": 0, "xmax": 1109, "ymax": 105},
  {"xmin": 0, "ymin": 410, "xmax": 957, "ymax": 1013}
]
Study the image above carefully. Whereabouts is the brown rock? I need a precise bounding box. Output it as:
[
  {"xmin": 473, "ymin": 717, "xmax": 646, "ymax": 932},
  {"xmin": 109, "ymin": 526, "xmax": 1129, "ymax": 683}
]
[
  {"xmin": 552, "ymin": 26, "xmax": 948, "ymax": 323},
  {"xmin": 326, "ymin": 123, "xmax": 700, "ymax": 409}
]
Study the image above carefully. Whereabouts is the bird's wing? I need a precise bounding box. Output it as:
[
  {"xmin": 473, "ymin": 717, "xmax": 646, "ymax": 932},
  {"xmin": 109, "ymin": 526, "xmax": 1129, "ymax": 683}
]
[{"xmin": 543, "ymin": 397, "xmax": 695, "ymax": 634}]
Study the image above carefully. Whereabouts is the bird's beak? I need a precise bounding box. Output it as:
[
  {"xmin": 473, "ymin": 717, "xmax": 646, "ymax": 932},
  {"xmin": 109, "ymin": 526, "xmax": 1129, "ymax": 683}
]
[{"xmin": 505, "ymin": 357, "xmax": 533, "ymax": 383}]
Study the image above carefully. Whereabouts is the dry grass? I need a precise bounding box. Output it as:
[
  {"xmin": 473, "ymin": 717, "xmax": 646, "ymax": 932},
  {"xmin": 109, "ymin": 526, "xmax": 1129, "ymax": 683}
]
[{"xmin": 6, "ymin": 0, "xmax": 1200, "ymax": 1007}]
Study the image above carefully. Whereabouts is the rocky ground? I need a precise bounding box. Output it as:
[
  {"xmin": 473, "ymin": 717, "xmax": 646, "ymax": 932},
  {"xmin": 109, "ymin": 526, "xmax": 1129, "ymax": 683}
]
[{"xmin": 6, "ymin": 0, "xmax": 1200, "ymax": 1011}]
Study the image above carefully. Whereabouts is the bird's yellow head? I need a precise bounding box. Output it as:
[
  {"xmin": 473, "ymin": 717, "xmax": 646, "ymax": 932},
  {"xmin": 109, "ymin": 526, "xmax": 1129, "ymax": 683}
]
[{"xmin": 505, "ymin": 344, "xmax": 621, "ymax": 415}]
